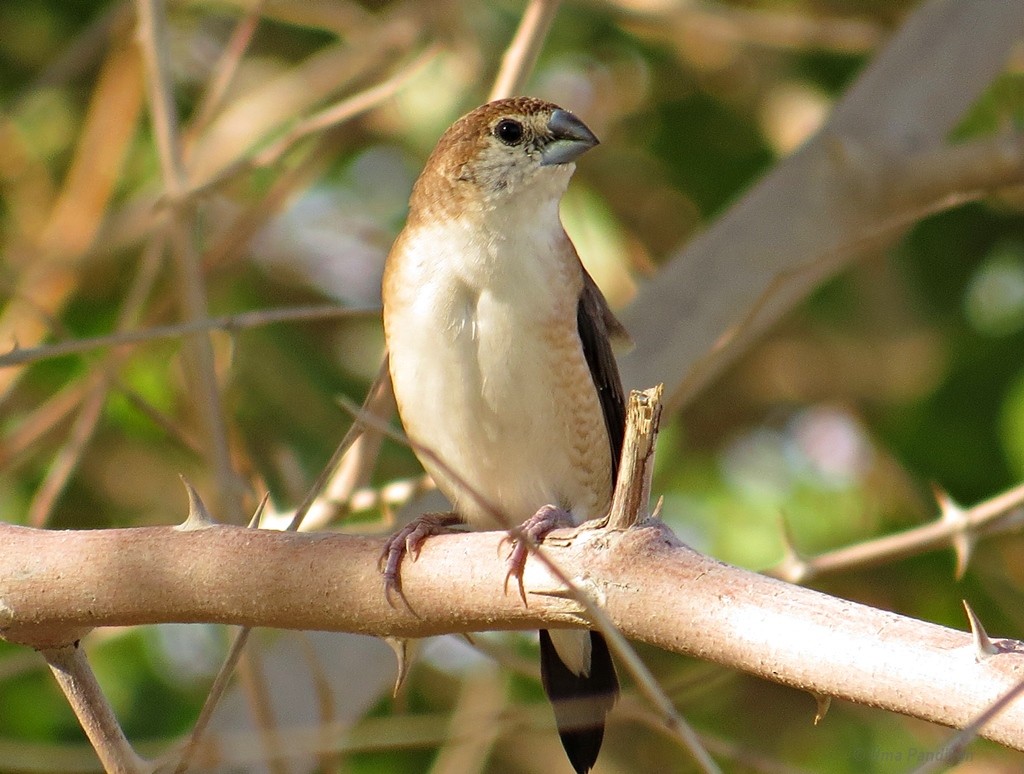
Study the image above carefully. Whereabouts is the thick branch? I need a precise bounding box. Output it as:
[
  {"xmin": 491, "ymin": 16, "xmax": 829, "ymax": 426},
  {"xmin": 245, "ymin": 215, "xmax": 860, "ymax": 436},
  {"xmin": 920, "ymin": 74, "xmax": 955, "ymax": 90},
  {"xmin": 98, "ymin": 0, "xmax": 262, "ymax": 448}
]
[
  {"xmin": 3, "ymin": 521, "xmax": 1024, "ymax": 750},
  {"xmin": 619, "ymin": 0, "xmax": 1024, "ymax": 407}
]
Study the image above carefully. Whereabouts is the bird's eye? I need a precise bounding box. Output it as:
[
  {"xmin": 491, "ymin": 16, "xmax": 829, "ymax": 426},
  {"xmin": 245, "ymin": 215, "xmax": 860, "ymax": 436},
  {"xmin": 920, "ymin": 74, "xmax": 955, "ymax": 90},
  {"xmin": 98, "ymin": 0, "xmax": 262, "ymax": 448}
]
[{"xmin": 494, "ymin": 119, "xmax": 525, "ymax": 146}]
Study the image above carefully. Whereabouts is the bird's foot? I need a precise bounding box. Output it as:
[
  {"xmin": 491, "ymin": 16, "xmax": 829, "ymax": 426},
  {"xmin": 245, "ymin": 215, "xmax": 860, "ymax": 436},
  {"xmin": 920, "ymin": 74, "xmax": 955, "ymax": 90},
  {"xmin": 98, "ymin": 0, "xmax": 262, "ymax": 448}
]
[
  {"xmin": 503, "ymin": 504, "xmax": 576, "ymax": 604},
  {"xmin": 380, "ymin": 512, "xmax": 463, "ymax": 607}
]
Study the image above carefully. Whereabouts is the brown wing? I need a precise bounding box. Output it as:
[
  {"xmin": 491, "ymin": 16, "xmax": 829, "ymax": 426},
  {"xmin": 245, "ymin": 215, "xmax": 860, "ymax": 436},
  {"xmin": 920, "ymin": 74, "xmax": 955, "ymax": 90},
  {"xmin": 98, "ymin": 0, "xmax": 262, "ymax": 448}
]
[{"xmin": 576, "ymin": 270, "xmax": 627, "ymax": 481}]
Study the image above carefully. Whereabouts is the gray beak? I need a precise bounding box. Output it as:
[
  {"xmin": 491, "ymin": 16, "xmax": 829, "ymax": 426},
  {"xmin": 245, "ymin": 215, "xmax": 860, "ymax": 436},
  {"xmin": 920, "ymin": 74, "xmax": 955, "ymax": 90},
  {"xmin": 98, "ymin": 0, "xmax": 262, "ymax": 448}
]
[{"xmin": 539, "ymin": 109, "xmax": 599, "ymax": 166}]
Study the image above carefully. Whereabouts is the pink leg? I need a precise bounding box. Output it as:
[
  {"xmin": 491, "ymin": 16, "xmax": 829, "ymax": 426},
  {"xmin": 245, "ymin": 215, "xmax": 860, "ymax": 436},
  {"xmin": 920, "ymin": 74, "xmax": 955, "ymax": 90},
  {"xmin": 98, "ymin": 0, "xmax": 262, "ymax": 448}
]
[
  {"xmin": 504, "ymin": 504, "xmax": 576, "ymax": 603},
  {"xmin": 380, "ymin": 512, "xmax": 464, "ymax": 607}
]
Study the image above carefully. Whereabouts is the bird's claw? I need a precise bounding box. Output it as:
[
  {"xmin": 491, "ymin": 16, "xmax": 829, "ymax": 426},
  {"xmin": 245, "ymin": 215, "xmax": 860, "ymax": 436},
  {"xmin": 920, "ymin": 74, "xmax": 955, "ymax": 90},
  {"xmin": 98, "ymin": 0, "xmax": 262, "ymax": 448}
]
[
  {"xmin": 503, "ymin": 504, "xmax": 575, "ymax": 605},
  {"xmin": 380, "ymin": 512, "xmax": 463, "ymax": 608}
]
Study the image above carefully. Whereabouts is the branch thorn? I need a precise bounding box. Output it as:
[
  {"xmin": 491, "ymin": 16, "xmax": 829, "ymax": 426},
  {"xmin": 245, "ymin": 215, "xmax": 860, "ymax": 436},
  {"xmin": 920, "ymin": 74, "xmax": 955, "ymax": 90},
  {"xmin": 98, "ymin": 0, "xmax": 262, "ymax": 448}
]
[
  {"xmin": 650, "ymin": 495, "xmax": 665, "ymax": 522},
  {"xmin": 962, "ymin": 600, "xmax": 999, "ymax": 660},
  {"xmin": 385, "ymin": 637, "xmax": 415, "ymax": 697},
  {"xmin": 176, "ymin": 477, "xmax": 217, "ymax": 531},
  {"xmin": 812, "ymin": 692, "xmax": 832, "ymax": 725},
  {"xmin": 247, "ymin": 492, "xmax": 270, "ymax": 530},
  {"xmin": 775, "ymin": 513, "xmax": 809, "ymax": 584},
  {"xmin": 934, "ymin": 484, "xmax": 973, "ymax": 579}
]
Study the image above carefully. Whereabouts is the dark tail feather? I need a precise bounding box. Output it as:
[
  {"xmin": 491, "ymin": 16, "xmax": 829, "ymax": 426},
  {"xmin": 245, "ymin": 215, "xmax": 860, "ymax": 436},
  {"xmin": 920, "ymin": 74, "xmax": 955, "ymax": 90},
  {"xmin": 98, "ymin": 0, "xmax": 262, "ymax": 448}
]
[{"xmin": 538, "ymin": 629, "xmax": 619, "ymax": 773}]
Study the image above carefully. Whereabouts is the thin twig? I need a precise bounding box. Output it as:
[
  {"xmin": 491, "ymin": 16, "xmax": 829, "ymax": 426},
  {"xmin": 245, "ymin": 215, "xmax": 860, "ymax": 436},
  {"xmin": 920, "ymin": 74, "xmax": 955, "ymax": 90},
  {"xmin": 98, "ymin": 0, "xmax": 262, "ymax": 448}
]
[
  {"xmin": 135, "ymin": 0, "xmax": 187, "ymax": 194},
  {"xmin": 768, "ymin": 480, "xmax": 1024, "ymax": 583},
  {"xmin": 20, "ymin": 3, "xmax": 133, "ymax": 100},
  {"xmin": 136, "ymin": 0, "xmax": 244, "ymax": 523},
  {"xmin": 115, "ymin": 382, "xmax": 205, "ymax": 456},
  {"xmin": 489, "ymin": 0, "xmax": 562, "ymax": 100},
  {"xmin": 252, "ymin": 46, "xmax": 439, "ymax": 170},
  {"xmin": 0, "ymin": 304, "xmax": 377, "ymax": 369},
  {"xmin": 174, "ymin": 392, "xmax": 370, "ymax": 772},
  {"xmin": 291, "ymin": 356, "xmax": 395, "ymax": 531},
  {"xmin": 294, "ymin": 632, "xmax": 340, "ymax": 773},
  {"xmin": 201, "ymin": 133, "xmax": 340, "ymax": 274},
  {"xmin": 585, "ymin": 579, "xmax": 722, "ymax": 774},
  {"xmin": 173, "ymin": 627, "xmax": 253, "ymax": 774},
  {"xmin": 285, "ymin": 401, "xmax": 372, "ymax": 535},
  {"xmin": 237, "ymin": 646, "xmax": 290, "ymax": 774},
  {"xmin": 136, "ymin": 3, "xmax": 263, "ymax": 764},
  {"xmin": 0, "ymin": 24, "xmax": 143, "ymax": 403},
  {"xmin": 668, "ymin": 186, "xmax": 991, "ymax": 414},
  {"xmin": 27, "ymin": 372, "xmax": 109, "ymax": 528},
  {"xmin": 608, "ymin": 1, "xmax": 884, "ymax": 56},
  {"xmin": 165, "ymin": 705, "xmax": 619, "ymax": 770},
  {"xmin": 181, "ymin": 45, "xmax": 438, "ymax": 203},
  {"xmin": 910, "ymin": 677, "xmax": 1024, "ymax": 774},
  {"xmin": 44, "ymin": 644, "xmax": 148, "ymax": 774},
  {"xmin": 0, "ymin": 379, "xmax": 88, "ymax": 470},
  {"xmin": 186, "ymin": 3, "xmax": 264, "ymax": 142},
  {"xmin": 24, "ymin": 232, "xmax": 166, "ymax": 526}
]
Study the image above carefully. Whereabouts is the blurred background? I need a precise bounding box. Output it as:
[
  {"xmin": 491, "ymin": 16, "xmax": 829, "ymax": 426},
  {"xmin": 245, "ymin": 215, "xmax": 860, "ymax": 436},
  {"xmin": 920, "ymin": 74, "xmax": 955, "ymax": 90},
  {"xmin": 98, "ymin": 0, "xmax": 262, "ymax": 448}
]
[{"xmin": 2, "ymin": 0, "xmax": 1024, "ymax": 771}]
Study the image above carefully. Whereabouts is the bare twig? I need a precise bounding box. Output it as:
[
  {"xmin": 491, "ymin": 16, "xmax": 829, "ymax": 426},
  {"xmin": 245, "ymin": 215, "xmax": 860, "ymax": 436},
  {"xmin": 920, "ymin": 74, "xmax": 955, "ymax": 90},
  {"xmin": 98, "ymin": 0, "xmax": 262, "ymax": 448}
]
[
  {"xmin": 609, "ymin": 1, "xmax": 885, "ymax": 56},
  {"xmin": 27, "ymin": 372, "xmax": 108, "ymax": 527},
  {"xmin": 0, "ymin": 28, "xmax": 143, "ymax": 402},
  {"xmin": 286, "ymin": 403, "xmax": 371, "ymax": 535},
  {"xmin": 173, "ymin": 627, "xmax": 253, "ymax": 774},
  {"xmin": 0, "ymin": 379, "xmax": 88, "ymax": 471},
  {"xmin": 644, "ymin": 130, "xmax": 1024, "ymax": 413},
  {"xmin": 237, "ymin": 646, "xmax": 289, "ymax": 774},
  {"xmin": 294, "ymin": 632, "xmax": 340, "ymax": 773},
  {"xmin": 911, "ymin": 678, "xmax": 1024, "ymax": 774},
  {"xmin": 134, "ymin": 3, "xmax": 261, "ymax": 765},
  {"xmin": 430, "ymin": 667, "xmax": 505, "ymax": 773},
  {"xmin": 186, "ymin": 3, "xmax": 264, "ymax": 142},
  {"xmin": 21, "ymin": 3, "xmax": 133, "ymax": 99},
  {"xmin": 44, "ymin": 644, "xmax": 148, "ymax": 774},
  {"xmin": 136, "ymin": 0, "xmax": 244, "ymax": 522},
  {"xmin": 24, "ymin": 233, "xmax": 166, "ymax": 526},
  {"xmin": 489, "ymin": 0, "xmax": 562, "ymax": 100},
  {"xmin": 135, "ymin": 0, "xmax": 187, "ymax": 203},
  {"xmin": 289, "ymin": 356, "xmax": 395, "ymax": 531},
  {"xmin": 162, "ymin": 704, "xmax": 627, "ymax": 770},
  {"xmin": 184, "ymin": 13, "xmax": 419, "ymax": 187},
  {"xmin": 620, "ymin": 0, "xmax": 1024, "ymax": 409},
  {"xmin": 175, "ymin": 394, "xmax": 371, "ymax": 772},
  {"xmin": 117, "ymin": 383, "xmax": 204, "ymax": 455},
  {"xmin": 182, "ymin": 44, "xmax": 439, "ymax": 202},
  {"xmin": 0, "ymin": 304, "xmax": 377, "ymax": 369},
  {"xmin": 200, "ymin": 132, "xmax": 340, "ymax": 274},
  {"xmin": 769, "ymin": 481, "xmax": 1024, "ymax": 583},
  {"xmin": 252, "ymin": 47, "xmax": 439, "ymax": 170}
]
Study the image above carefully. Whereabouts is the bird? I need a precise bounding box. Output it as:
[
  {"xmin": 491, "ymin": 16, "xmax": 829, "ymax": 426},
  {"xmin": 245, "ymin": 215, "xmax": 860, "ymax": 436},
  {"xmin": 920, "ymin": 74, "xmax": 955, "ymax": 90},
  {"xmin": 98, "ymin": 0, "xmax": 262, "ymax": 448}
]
[{"xmin": 381, "ymin": 96, "xmax": 627, "ymax": 773}]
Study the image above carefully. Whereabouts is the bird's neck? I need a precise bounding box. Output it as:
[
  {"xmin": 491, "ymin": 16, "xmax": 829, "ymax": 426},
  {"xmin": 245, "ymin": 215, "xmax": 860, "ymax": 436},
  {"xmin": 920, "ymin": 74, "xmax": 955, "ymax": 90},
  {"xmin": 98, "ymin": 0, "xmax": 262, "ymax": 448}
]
[
  {"xmin": 408, "ymin": 164, "xmax": 573, "ymax": 227},
  {"xmin": 468, "ymin": 201, "xmax": 574, "ymax": 294}
]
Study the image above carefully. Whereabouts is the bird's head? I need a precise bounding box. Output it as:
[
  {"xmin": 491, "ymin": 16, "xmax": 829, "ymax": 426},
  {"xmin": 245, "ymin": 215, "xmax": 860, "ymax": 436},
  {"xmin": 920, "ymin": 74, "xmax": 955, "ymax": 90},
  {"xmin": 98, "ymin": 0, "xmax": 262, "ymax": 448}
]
[{"xmin": 410, "ymin": 97, "xmax": 599, "ymax": 218}]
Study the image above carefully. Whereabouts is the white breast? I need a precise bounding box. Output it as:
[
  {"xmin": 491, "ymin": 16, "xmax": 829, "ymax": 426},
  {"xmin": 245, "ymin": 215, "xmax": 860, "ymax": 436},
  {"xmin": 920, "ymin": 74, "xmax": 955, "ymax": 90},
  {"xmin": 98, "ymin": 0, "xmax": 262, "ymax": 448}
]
[{"xmin": 384, "ymin": 213, "xmax": 610, "ymax": 530}]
